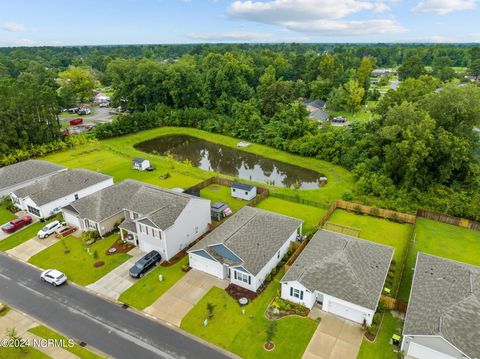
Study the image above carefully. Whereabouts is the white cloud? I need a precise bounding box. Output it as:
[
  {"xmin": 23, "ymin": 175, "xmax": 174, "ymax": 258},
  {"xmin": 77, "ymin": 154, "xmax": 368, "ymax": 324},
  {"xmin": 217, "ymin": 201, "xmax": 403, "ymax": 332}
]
[
  {"xmin": 186, "ymin": 31, "xmax": 273, "ymax": 41},
  {"xmin": 0, "ymin": 22, "xmax": 35, "ymax": 32},
  {"xmin": 227, "ymin": 0, "xmax": 404, "ymax": 36},
  {"xmin": 412, "ymin": 0, "xmax": 477, "ymax": 14},
  {"xmin": 400, "ymin": 33, "xmax": 480, "ymax": 42},
  {"xmin": 0, "ymin": 38, "xmax": 37, "ymax": 47}
]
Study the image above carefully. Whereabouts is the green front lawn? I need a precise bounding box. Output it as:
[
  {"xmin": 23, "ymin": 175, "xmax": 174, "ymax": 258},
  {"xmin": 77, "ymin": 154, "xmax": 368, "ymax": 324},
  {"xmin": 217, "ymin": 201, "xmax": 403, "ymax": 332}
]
[
  {"xmin": 357, "ymin": 312, "xmax": 403, "ymax": 359},
  {"xmin": 0, "ymin": 346, "xmax": 50, "ymax": 359},
  {"xmin": 28, "ymin": 233, "xmax": 131, "ymax": 286},
  {"xmin": 181, "ymin": 271, "xmax": 318, "ymax": 359},
  {"xmin": 326, "ymin": 210, "xmax": 412, "ymax": 297},
  {"xmin": 398, "ymin": 218, "xmax": 480, "ymax": 301},
  {"xmin": 255, "ymin": 197, "xmax": 326, "ymax": 234},
  {"xmin": 200, "ymin": 184, "xmax": 247, "ymax": 214},
  {"xmin": 0, "ymin": 216, "xmax": 61, "ymax": 252},
  {"xmin": 0, "ymin": 203, "xmax": 16, "ymax": 225},
  {"xmin": 118, "ymin": 256, "xmax": 189, "ymax": 310},
  {"xmin": 28, "ymin": 325, "xmax": 103, "ymax": 359}
]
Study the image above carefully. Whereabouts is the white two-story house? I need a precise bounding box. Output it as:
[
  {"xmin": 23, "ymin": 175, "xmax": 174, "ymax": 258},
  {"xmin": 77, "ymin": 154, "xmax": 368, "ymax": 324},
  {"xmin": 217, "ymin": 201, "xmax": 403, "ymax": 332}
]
[{"xmin": 119, "ymin": 185, "xmax": 211, "ymax": 261}]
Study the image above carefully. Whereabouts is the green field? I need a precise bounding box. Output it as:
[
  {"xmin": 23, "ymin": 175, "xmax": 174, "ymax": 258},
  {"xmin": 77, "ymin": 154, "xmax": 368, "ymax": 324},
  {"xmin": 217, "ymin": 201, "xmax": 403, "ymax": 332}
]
[
  {"xmin": 28, "ymin": 325, "xmax": 103, "ymax": 359},
  {"xmin": 397, "ymin": 218, "xmax": 480, "ymax": 301},
  {"xmin": 29, "ymin": 233, "xmax": 131, "ymax": 286},
  {"xmin": 41, "ymin": 127, "xmax": 355, "ymax": 209},
  {"xmin": 326, "ymin": 209, "xmax": 412, "ymax": 296},
  {"xmin": 181, "ymin": 270, "xmax": 317, "ymax": 359},
  {"xmin": 200, "ymin": 184, "xmax": 247, "ymax": 214},
  {"xmin": 118, "ymin": 256, "xmax": 188, "ymax": 310},
  {"xmin": 255, "ymin": 197, "xmax": 326, "ymax": 234},
  {"xmin": 357, "ymin": 312, "xmax": 403, "ymax": 359}
]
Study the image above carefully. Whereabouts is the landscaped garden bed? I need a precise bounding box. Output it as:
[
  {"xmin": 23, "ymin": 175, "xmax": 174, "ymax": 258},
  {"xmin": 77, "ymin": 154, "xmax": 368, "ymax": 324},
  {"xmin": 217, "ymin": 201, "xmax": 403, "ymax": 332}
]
[
  {"xmin": 106, "ymin": 237, "xmax": 135, "ymax": 255},
  {"xmin": 225, "ymin": 283, "xmax": 257, "ymax": 302},
  {"xmin": 265, "ymin": 296, "xmax": 309, "ymax": 320}
]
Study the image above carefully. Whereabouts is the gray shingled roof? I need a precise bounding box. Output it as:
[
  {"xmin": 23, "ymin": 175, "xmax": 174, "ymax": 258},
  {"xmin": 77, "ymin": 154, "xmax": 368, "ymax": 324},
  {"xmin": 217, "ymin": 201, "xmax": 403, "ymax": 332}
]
[
  {"xmin": 309, "ymin": 108, "xmax": 329, "ymax": 122},
  {"xmin": 281, "ymin": 230, "xmax": 394, "ymax": 310},
  {"xmin": 0, "ymin": 160, "xmax": 65, "ymax": 191},
  {"xmin": 232, "ymin": 182, "xmax": 255, "ymax": 191},
  {"xmin": 189, "ymin": 206, "xmax": 303, "ymax": 276},
  {"xmin": 124, "ymin": 185, "xmax": 201, "ymax": 230},
  {"xmin": 403, "ymin": 253, "xmax": 480, "ymax": 359},
  {"xmin": 13, "ymin": 169, "xmax": 112, "ymax": 206},
  {"xmin": 64, "ymin": 180, "xmax": 145, "ymax": 222}
]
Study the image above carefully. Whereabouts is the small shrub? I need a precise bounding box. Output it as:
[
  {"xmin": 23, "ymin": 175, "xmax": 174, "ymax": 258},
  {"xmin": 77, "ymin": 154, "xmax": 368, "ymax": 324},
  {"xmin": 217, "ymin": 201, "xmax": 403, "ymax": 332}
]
[
  {"xmin": 341, "ymin": 192, "xmax": 353, "ymax": 201},
  {"xmin": 206, "ymin": 302, "xmax": 216, "ymax": 320},
  {"xmin": 366, "ymin": 325, "xmax": 378, "ymax": 336},
  {"xmin": 377, "ymin": 301, "xmax": 386, "ymax": 314},
  {"xmin": 373, "ymin": 313, "xmax": 381, "ymax": 325},
  {"xmin": 92, "ymin": 250, "xmax": 99, "ymax": 261},
  {"xmin": 266, "ymin": 274, "xmax": 272, "ymax": 282},
  {"xmin": 271, "ymin": 267, "xmax": 277, "ymax": 276}
]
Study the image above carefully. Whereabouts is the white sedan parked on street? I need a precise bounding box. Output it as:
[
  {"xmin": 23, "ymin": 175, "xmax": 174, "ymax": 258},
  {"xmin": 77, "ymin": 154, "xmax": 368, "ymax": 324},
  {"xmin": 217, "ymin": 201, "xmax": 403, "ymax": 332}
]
[{"xmin": 40, "ymin": 269, "xmax": 67, "ymax": 286}]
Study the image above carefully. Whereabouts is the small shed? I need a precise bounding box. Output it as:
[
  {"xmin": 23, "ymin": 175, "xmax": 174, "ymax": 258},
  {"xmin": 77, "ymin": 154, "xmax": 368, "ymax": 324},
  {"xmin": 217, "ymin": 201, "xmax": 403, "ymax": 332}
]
[
  {"xmin": 132, "ymin": 158, "xmax": 151, "ymax": 171},
  {"xmin": 231, "ymin": 182, "xmax": 257, "ymax": 201},
  {"xmin": 211, "ymin": 202, "xmax": 233, "ymax": 221}
]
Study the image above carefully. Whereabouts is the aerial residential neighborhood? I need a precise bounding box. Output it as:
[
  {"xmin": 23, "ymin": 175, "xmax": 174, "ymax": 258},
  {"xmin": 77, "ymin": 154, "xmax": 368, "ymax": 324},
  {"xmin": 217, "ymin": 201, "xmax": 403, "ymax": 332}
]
[{"xmin": 1, "ymin": 1, "xmax": 480, "ymax": 359}]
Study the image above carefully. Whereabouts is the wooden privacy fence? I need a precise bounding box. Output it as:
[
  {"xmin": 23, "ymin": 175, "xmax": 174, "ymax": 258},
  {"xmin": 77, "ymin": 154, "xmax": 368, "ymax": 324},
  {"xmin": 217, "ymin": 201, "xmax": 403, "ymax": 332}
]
[
  {"xmin": 380, "ymin": 295, "xmax": 408, "ymax": 313},
  {"xmin": 417, "ymin": 209, "xmax": 480, "ymax": 231},
  {"xmin": 284, "ymin": 240, "xmax": 309, "ymax": 272},
  {"xmin": 335, "ymin": 200, "xmax": 416, "ymax": 224}
]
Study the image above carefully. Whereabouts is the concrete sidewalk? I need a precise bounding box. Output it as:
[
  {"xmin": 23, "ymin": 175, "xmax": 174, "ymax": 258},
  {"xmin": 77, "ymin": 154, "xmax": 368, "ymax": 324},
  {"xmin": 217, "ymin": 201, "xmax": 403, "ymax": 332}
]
[
  {"xmin": 87, "ymin": 247, "xmax": 143, "ymax": 300},
  {"xmin": 6, "ymin": 236, "xmax": 58, "ymax": 262},
  {"xmin": 303, "ymin": 309, "xmax": 364, "ymax": 359},
  {"xmin": 145, "ymin": 269, "xmax": 228, "ymax": 327}
]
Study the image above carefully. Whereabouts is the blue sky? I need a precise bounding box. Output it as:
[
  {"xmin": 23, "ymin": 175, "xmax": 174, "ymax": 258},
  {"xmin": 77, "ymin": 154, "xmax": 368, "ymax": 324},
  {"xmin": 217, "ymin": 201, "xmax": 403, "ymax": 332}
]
[{"xmin": 0, "ymin": 0, "xmax": 479, "ymax": 46}]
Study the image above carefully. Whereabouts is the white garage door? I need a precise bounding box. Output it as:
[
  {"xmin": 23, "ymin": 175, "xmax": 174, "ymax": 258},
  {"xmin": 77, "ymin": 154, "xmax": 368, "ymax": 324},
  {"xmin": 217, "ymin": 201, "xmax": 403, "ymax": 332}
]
[
  {"xmin": 408, "ymin": 342, "xmax": 457, "ymax": 359},
  {"xmin": 62, "ymin": 211, "xmax": 81, "ymax": 229},
  {"xmin": 189, "ymin": 253, "xmax": 223, "ymax": 279},
  {"xmin": 327, "ymin": 300, "xmax": 367, "ymax": 324}
]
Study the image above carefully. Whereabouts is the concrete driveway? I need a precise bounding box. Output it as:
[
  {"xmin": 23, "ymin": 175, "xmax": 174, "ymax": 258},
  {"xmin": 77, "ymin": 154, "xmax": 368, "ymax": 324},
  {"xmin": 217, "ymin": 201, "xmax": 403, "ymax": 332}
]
[
  {"xmin": 144, "ymin": 269, "xmax": 228, "ymax": 327},
  {"xmin": 87, "ymin": 247, "xmax": 143, "ymax": 300},
  {"xmin": 6, "ymin": 236, "xmax": 58, "ymax": 261},
  {"xmin": 303, "ymin": 308, "xmax": 364, "ymax": 359}
]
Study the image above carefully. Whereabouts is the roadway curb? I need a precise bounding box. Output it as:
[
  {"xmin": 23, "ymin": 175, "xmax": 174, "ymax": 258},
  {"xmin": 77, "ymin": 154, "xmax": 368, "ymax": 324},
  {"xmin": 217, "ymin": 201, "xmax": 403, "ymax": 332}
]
[{"xmin": 2, "ymin": 251, "xmax": 239, "ymax": 359}]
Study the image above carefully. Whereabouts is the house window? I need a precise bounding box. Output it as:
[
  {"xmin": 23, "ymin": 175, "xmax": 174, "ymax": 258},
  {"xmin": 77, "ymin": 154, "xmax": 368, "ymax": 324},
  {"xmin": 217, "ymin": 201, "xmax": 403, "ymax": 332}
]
[
  {"xmin": 12, "ymin": 196, "xmax": 19, "ymax": 205},
  {"xmin": 74, "ymin": 194, "xmax": 79, "ymax": 200},
  {"xmin": 87, "ymin": 220, "xmax": 97, "ymax": 230},
  {"xmin": 290, "ymin": 287, "xmax": 304, "ymax": 300},
  {"xmin": 139, "ymin": 224, "xmax": 143, "ymax": 233},
  {"xmin": 194, "ymin": 226, "xmax": 199, "ymax": 234},
  {"xmin": 27, "ymin": 205, "xmax": 40, "ymax": 217},
  {"xmin": 236, "ymin": 271, "xmax": 251, "ymax": 284}
]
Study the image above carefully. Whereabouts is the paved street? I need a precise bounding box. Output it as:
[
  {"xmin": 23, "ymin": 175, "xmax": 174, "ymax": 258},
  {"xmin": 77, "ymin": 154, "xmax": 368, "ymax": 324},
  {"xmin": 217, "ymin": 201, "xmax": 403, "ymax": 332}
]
[{"xmin": 0, "ymin": 252, "xmax": 232, "ymax": 359}]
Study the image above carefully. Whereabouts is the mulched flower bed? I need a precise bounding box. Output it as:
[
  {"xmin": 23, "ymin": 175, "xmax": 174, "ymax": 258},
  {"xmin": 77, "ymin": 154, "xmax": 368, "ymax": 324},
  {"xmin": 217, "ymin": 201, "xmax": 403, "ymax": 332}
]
[
  {"xmin": 264, "ymin": 342, "xmax": 275, "ymax": 351},
  {"xmin": 226, "ymin": 284, "xmax": 257, "ymax": 302},
  {"xmin": 94, "ymin": 261, "xmax": 105, "ymax": 267},
  {"xmin": 161, "ymin": 250, "xmax": 187, "ymax": 266},
  {"xmin": 265, "ymin": 296, "xmax": 309, "ymax": 320},
  {"xmin": 106, "ymin": 237, "xmax": 135, "ymax": 255}
]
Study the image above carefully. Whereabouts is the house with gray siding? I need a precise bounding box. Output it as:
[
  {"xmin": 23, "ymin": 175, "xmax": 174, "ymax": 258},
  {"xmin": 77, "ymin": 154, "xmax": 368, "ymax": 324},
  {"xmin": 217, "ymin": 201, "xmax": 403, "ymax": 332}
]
[
  {"xmin": 0, "ymin": 160, "xmax": 66, "ymax": 198},
  {"xmin": 281, "ymin": 230, "xmax": 393, "ymax": 325},
  {"xmin": 188, "ymin": 206, "xmax": 303, "ymax": 292},
  {"xmin": 402, "ymin": 252, "xmax": 480, "ymax": 359}
]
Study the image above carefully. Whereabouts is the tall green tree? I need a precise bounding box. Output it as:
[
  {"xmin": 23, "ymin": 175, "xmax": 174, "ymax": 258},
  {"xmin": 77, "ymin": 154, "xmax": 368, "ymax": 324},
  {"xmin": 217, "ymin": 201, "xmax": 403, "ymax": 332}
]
[
  {"xmin": 398, "ymin": 56, "xmax": 425, "ymax": 80},
  {"xmin": 58, "ymin": 66, "xmax": 96, "ymax": 102}
]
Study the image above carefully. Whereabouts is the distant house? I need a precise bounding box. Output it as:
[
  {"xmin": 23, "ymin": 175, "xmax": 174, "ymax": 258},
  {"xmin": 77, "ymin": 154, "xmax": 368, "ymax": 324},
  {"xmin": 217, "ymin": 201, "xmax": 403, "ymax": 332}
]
[
  {"xmin": 188, "ymin": 206, "xmax": 303, "ymax": 292},
  {"xmin": 132, "ymin": 158, "xmax": 151, "ymax": 171},
  {"xmin": 231, "ymin": 182, "xmax": 256, "ymax": 201},
  {"xmin": 371, "ymin": 68, "xmax": 396, "ymax": 77},
  {"xmin": 281, "ymin": 230, "xmax": 394, "ymax": 325},
  {"xmin": 93, "ymin": 92, "xmax": 111, "ymax": 106},
  {"xmin": 10, "ymin": 169, "xmax": 113, "ymax": 219},
  {"xmin": 310, "ymin": 108, "xmax": 329, "ymax": 122},
  {"xmin": 62, "ymin": 180, "xmax": 144, "ymax": 237},
  {"xmin": 118, "ymin": 184, "xmax": 211, "ymax": 260},
  {"xmin": 300, "ymin": 98, "xmax": 329, "ymax": 123},
  {"xmin": 402, "ymin": 253, "xmax": 480, "ymax": 359},
  {"xmin": 0, "ymin": 160, "xmax": 66, "ymax": 198}
]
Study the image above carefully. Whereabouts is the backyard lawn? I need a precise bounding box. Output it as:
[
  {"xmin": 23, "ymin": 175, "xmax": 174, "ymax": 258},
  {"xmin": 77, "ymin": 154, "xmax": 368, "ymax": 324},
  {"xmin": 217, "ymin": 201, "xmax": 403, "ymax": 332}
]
[
  {"xmin": 255, "ymin": 197, "xmax": 326, "ymax": 234},
  {"xmin": 181, "ymin": 270, "xmax": 318, "ymax": 359},
  {"xmin": 357, "ymin": 312, "xmax": 403, "ymax": 359},
  {"xmin": 397, "ymin": 218, "xmax": 480, "ymax": 301},
  {"xmin": 28, "ymin": 325, "xmax": 103, "ymax": 359},
  {"xmin": 119, "ymin": 256, "xmax": 189, "ymax": 310},
  {"xmin": 0, "ymin": 216, "xmax": 61, "ymax": 252},
  {"xmin": 29, "ymin": 233, "xmax": 131, "ymax": 286},
  {"xmin": 325, "ymin": 209, "xmax": 412, "ymax": 296},
  {"xmin": 200, "ymin": 184, "xmax": 247, "ymax": 214}
]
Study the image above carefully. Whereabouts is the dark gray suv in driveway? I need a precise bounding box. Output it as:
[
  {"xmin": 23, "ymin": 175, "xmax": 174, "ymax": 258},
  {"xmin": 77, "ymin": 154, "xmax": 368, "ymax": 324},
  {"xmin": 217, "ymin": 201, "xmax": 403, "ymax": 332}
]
[{"xmin": 129, "ymin": 250, "xmax": 161, "ymax": 278}]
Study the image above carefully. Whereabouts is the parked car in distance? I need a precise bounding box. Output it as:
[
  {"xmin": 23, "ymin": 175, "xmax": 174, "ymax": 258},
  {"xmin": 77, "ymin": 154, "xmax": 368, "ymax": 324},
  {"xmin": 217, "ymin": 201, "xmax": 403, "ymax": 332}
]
[
  {"xmin": 129, "ymin": 250, "xmax": 161, "ymax": 278},
  {"xmin": 145, "ymin": 166, "xmax": 155, "ymax": 172},
  {"xmin": 38, "ymin": 220, "xmax": 61, "ymax": 239},
  {"xmin": 55, "ymin": 225, "xmax": 77, "ymax": 238},
  {"xmin": 1, "ymin": 215, "xmax": 32, "ymax": 233},
  {"xmin": 69, "ymin": 117, "xmax": 83, "ymax": 126},
  {"xmin": 40, "ymin": 269, "xmax": 67, "ymax": 287}
]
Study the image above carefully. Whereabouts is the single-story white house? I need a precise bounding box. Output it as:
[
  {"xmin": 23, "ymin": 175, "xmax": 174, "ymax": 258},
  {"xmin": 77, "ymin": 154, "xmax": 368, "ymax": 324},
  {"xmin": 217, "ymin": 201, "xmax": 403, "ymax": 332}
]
[
  {"xmin": 10, "ymin": 169, "xmax": 113, "ymax": 219},
  {"xmin": 401, "ymin": 253, "xmax": 480, "ymax": 359},
  {"xmin": 231, "ymin": 182, "xmax": 256, "ymax": 201},
  {"xmin": 132, "ymin": 158, "xmax": 151, "ymax": 171},
  {"xmin": 0, "ymin": 160, "xmax": 66, "ymax": 198},
  {"xmin": 62, "ymin": 179, "xmax": 144, "ymax": 237},
  {"xmin": 117, "ymin": 184, "xmax": 211, "ymax": 261},
  {"xmin": 281, "ymin": 230, "xmax": 394, "ymax": 325},
  {"xmin": 188, "ymin": 206, "xmax": 303, "ymax": 292}
]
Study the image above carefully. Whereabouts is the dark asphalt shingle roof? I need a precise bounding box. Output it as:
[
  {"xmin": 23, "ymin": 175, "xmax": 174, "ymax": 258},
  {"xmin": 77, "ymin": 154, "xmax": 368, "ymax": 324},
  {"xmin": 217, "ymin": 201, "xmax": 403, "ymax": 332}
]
[
  {"xmin": 403, "ymin": 253, "xmax": 480, "ymax": 359},
  {"xmin": 309, "ymin": 108, "xmax": 329, "ymax": 122},
  {"xmin": 13, "ymin": 169, "xmax": 112, "ymax": 206},
  {"xmin": 132, "ymin": 158, "xmax": 147, "ymax": 164},
  {"xmin": 282, "ymin": 230, "xmax": 394, "ymax": 310},
  {"xmin": 0, "ymin": 160, "xmax": 65, "ymax": 191},
  {"xmin": 64, "ymin": 180, "xmax": 145, "ymax": 222},
  {"xmin": 190, "ymin": 206, "xmax": 303, "ymax": 275},
  {"xmin": 232, "ymin": 182, "xmax": 255, "ymax": 191}
]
